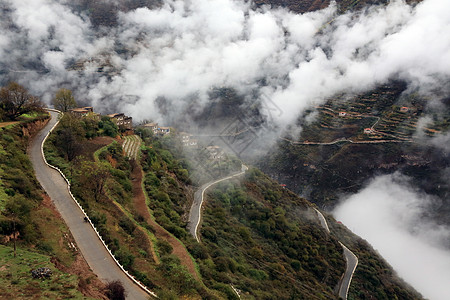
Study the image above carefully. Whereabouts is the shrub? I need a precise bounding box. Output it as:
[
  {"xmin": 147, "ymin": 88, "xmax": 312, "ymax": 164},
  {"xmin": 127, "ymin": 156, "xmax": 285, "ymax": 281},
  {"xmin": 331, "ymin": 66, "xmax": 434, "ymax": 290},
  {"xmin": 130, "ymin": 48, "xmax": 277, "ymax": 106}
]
[
  {"xmin": 118, "ymin": 216, "xmax": 136, "ymax": 235},
  {"xmin": 105, "ymin": 280, "xmax": 126, "ymax": 300},
  {"xmin": 157, "ymin": 239, "xmax": 173, "ymax": 256},
  {"xmin": 115, "ymin": 248, "xmax": 135, "ymax": 269}
]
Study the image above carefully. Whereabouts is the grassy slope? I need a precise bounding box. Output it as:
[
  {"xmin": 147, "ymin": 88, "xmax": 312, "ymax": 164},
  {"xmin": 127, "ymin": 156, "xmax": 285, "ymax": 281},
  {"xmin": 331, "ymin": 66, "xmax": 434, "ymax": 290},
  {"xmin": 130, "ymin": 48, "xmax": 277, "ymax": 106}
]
[
  {"xmin": 0, "ymin": 245, "xmax": 91, "ymax": 299},
  {"xmin": 44, "ymin": 117, "xmax": 205, "ymax": 298},
  {"xmin": 197, "ymin": 169, "xmax": 345, "ymax": 299},
  {"xmin": 0, "ymin": 113, "xmax": 105, "ymax": 299}
]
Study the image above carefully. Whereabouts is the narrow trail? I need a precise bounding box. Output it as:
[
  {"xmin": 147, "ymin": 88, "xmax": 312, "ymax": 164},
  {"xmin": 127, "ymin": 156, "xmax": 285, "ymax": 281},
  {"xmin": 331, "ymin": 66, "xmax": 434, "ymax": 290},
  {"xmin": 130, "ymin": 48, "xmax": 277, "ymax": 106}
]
[
  {"xmin": 313, "ymin": 208, "xmax": 358, "ymax": 300},
  {"xmin": 188, "ymin": 164, "xmax": 248, "ymax": 242}
]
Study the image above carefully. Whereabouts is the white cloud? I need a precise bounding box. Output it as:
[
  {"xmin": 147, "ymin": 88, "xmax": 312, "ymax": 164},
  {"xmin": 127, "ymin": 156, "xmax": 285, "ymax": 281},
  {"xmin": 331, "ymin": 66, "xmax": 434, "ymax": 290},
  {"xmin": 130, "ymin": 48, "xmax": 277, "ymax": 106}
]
[
  {"xmin": 0, "ymin": 0, "xmax": 449, "ymax": 128},
  {"xmin": 334, "ymin": 173, "xmax": 450, "ymax": 300}
]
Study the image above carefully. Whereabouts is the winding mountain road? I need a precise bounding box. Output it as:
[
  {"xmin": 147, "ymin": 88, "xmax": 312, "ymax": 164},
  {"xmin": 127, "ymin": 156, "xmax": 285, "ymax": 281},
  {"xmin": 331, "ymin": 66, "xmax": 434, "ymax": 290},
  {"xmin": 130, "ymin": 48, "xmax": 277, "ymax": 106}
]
[
  {"xmin": 338, "ymin": 242, "xmax": 358, "ymax": 299},
  {"xmin": 29, "ymin": 110, "xmax": 151, "ymax": 300},
  {"xmin": 188, "ymin": 164, "xmax": 248, "ymax": 242},
  {"xmin": 313, "ymin": 208, "xmax": 358, "ymax": 299}
]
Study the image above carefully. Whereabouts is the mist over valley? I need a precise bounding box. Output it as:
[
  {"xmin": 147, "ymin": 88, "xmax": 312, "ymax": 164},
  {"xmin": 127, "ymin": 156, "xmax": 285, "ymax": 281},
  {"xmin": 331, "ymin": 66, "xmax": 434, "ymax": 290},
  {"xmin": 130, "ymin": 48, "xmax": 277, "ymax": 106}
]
[{"xmin": 1, "ymin": 0, "xmax": 449, "ymax": 299}]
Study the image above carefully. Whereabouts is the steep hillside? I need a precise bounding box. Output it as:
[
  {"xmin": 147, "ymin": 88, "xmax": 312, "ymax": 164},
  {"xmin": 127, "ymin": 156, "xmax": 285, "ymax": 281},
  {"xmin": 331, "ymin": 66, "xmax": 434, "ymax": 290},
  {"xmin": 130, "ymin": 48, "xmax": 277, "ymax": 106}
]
[
  {"xmin": 42, "ymin": 114, "xmax": 422, "ymax": 298},
  {"xmin": 0, "ymin": 113, "xmax": 106, "ymax": 299},
  {"xmin": 258, "ymin": 81, "xmax": 450, "ymax": 225},
  {"xmin": 139, "ymin": 126, "xmax": 421, "ymax": 299}
]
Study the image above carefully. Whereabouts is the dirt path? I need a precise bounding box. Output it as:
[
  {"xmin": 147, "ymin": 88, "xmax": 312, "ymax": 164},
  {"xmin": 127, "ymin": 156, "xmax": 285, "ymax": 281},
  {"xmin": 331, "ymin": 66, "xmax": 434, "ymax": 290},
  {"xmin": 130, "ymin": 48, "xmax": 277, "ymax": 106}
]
[
  {"xmin": 130, "ymin": 160, "xmax": 200, "ymax": 281},
  {"xmin": 0, "ymin": 121, "xmax": 19, "ymax": 128}
]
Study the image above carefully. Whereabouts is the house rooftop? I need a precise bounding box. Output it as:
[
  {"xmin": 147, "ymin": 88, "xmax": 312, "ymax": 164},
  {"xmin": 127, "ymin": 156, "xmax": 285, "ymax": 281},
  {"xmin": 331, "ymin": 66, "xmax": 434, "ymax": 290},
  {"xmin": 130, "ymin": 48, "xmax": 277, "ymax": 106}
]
[{"xmin": 107, "ymin": 113, "xmax": 124, "ymax": 118}]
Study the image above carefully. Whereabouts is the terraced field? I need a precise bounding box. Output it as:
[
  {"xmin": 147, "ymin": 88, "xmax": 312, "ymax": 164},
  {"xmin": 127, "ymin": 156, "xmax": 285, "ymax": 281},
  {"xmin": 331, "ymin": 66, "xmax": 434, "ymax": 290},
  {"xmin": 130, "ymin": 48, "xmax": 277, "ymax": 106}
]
[
  {"xmin": 304, "ymin": 83, "xmax": 448, "ymax": 143},
  {"xmin": 122, "ymin": 135, "xmax": 141, "ymax": 159}
]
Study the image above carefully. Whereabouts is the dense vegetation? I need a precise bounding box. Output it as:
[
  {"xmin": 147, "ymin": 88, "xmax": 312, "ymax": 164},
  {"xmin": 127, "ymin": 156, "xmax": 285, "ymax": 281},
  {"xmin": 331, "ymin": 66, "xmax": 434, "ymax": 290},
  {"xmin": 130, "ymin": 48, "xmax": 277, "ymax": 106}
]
[
  {"xmin": 136, "ymin": 130, "xmax": 347, "ymax": 299},
  {"xmin": 45, "ymin": 116, "xmax": 346, "ymax": 298},
  {"xmin": 326, "ymin": 216, "xmax": 423, "ymax": 300},
  {"xmin": 43, "ymin": 111, "xmax": 423, "ymax": 299},
  {"xmin": 138, "ymin": 127, "xmax": 419, "ymax": 299},
  {"xmin": 0, "ymin": 82, "xmax": 44, "ymax": 122},
  {"xmin": 196, "ymin": 169, "xmax": 345, "ymax": 299},
  {"xmin": 0, "ymin": 79, "xmax": 423, "ymax": 299},
  {"xmin": 45, "ymin": 114, "xmax": 205, "ymax": 299},
  {"xmin": 0, "ymin": 112, "xmax": 48, "ymax": 242}
]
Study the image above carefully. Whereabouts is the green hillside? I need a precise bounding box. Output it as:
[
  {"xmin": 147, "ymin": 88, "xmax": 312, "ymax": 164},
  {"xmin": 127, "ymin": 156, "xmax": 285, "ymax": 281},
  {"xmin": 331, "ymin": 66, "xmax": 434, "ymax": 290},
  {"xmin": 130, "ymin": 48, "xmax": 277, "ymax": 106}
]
[
  {"xmin": 0, "ymin": 109, "xmax": 106, "ymax": 299},
  {"xmin": 44, "ymin": 113, "xmax": 422, "ymax": 299}
]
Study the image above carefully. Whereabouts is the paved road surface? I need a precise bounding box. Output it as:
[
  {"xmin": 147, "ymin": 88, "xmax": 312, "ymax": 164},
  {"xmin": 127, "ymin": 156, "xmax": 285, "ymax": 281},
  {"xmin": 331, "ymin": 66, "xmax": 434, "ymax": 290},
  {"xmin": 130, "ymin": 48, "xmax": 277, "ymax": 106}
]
[
  {"xmin": 29, "ymin": 110, "xmax": 151, "ymax": 300},
  {"xmin": 338, "ymin": 242, "xmax": 358, "ymax": 299},
  {"xmin": 313, "ymin": 208, "xmax": 330, "ymax": 233},
  {"xmin": 313, "ymin": 207, "xmax": 358, "ymax": 300},
  {"xmin": 188, "ymin": 165, "xmax": 248, "ymax": 242}
]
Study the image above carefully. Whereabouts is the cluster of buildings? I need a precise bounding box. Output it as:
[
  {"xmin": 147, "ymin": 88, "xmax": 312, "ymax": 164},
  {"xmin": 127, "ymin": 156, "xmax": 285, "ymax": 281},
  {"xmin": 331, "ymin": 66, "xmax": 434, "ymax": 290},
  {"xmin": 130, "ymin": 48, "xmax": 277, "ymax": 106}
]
[
  {"xmin": 179, "ymin": 132, "xmax": 198, "ymax": 148},
  {"xmin": 143, "ymin": 122, "xmax": 171, "ymax": 137},
  {"xmin": 69, "ymin": 106, "xmax": 224, "ymax": 158},
  {"xmin": 70, "ymin": 106, "xmax": 96, "ymax": 118},
  {"xmin": 69, "ymin": 106, "xmax": 133, "ymax": 130}
]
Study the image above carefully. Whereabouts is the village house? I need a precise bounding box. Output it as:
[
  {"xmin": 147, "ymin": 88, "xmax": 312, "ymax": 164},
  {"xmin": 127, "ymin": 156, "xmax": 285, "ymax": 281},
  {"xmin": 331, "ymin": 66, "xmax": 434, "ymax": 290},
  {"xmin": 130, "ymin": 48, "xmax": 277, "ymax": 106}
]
[
  {"xmin": 180, "ymin": 132, "xmax": 191, "ymax": 144},
  {"xmin": 400, "ymin": 106, "xmax": 409, "ymax": 113},
  {"xmin": 179, "ymin": 132, "xmax": 192, "ymax": 147},
  {"xmin": 364, "ymin": 128, "xmax": 375, "ymax": 134},
  {"xmin": 158, "ymin": 126, "xmax": 171, "ymax": 135},
  {"xmin": 143, "ymin": 122, "xmax": 158, "ymax": 134},
  {"xmin": 205, "ymin": 145, "xmax": 223, "ymax": 159},
  {"xmin": 188, "ymin": 139, "xmax": 198, "ymax": 147},
  {"xmin": 142, "ymin": 122, "xmax": 171, "ymax": 136},
  {"xmin": 70, "ymin": 106, "xmax": 94, "ymax": 117},
  {"xmin": 107, "ymin": 113, "xmax": 133, "ymax": 130},
  {"xmin": 179, "ymin": 132, "xmax": 198, "ymax": 147}
]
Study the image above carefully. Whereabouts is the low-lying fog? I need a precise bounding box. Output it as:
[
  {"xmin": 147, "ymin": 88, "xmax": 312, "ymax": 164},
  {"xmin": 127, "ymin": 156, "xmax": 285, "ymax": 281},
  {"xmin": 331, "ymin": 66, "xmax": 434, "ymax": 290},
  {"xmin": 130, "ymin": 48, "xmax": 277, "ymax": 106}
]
[{"xmin": 334, "ymin": 173, "xmax": 450, "ymax": 300}]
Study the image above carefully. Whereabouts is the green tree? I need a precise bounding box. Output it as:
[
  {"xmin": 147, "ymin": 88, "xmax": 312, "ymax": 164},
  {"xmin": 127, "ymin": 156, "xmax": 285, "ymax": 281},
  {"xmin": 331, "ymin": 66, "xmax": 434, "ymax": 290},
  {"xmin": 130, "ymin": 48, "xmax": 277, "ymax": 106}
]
[
  {"xmin": 76, "ymin": 160, "xmax": 110, "ymax": 202},
  {"xmin": 0, "ymin": 82, "xmax": 42, "ymax": 120},
  {"xmin": 52, "ymin": 88, "xmax": 77, "ymax": 112},
  {"xmin": 99, "ymin": 116, "xmax": 118, "ymax": 137},
  {"xmin": 55, "ymin": 114, "xmax": 85, "ymax": 161}
]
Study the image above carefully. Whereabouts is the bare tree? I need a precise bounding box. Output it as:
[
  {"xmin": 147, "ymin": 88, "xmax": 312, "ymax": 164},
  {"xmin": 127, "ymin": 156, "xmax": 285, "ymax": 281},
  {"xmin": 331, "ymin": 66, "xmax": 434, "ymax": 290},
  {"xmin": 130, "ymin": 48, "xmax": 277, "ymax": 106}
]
[{"xmin": 0, "ymin": 82, "xmax": 42, "ymax": 120}]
